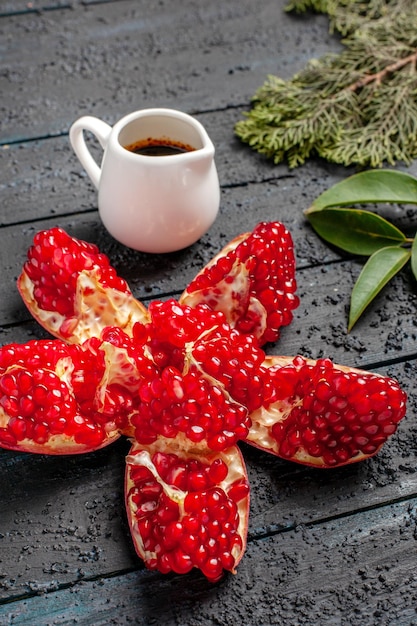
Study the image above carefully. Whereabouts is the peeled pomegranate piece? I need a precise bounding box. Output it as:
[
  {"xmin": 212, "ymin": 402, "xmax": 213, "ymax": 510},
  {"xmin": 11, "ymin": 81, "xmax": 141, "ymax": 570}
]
[
  {"xmin": 126, "ymin": 299, "xmax": 275, "ymax": 451},
  {"xmin": 0, "ymin": 338, "xmax": 122, "ymax": 453},
  {"xmin": 125, "ymin": 442, "xmax": 249, "ymax": 582},
  {"xmin": 247, "ymin": 355, "xmax": 407, "ymax": 468},
  {"xmin": 18, "ymin": 227, "xmax": 148, "ymax": 344},
  {"xmin": 180, "ymin": 221, "xmax": 300, "ymax": 346},
  {"xmin": 0, "ymin": 331, "xmax": 157, "ymax": 454}
]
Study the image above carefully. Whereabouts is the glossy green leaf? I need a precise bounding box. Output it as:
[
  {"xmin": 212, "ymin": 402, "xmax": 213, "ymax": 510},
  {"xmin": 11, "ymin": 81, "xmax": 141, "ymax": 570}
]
[
  {"xmin": 306, "ymin": 169, "xmax": 417, "ymax": 213},
  {"xmin": 348, "ymin": 246, "xmax": 411, "ymax": 331},
  {"xmin": 411, "ymin": 232, "xmax": 417, "ymax": 281},
  {"xmin": 307, "ymin": 207, "xmax": 406, "ymax": 255}
]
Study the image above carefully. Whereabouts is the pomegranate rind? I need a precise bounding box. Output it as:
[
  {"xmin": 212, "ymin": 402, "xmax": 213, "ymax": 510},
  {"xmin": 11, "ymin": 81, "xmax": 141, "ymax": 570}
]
[
  {"xmin": 18, "ymin": 267, "xmax": 149, "ymax": 344},
  {"xmin": 180, "ymin": 222, "xmax": 299, "ymax": 346},
  {"xmin": 125, "ymin": 441, "xmax": 249, "ymax": 581},
  {"xmin": 246, "ymin": 355, "xmax": 407, "ymax": 468}
]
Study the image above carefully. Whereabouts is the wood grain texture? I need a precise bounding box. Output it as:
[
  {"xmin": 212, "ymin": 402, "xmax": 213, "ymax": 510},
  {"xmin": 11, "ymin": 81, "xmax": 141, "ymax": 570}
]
[
  {"xmin": 1, "ymin": 0, "xmax": 417, "ymax": 623},
  {"xmin": 0, "ymin": 0, "xmax": 340, "ymax": 142},
  {"xmin": 1, "ymin": 499, "xmax": 416, "ymax": 625}
]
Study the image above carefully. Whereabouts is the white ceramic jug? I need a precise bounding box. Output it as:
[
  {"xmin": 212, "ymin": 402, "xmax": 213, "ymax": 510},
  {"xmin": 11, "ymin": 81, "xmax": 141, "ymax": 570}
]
[{"xmin": 69, "ymin": 108, "xmax": 220, "ymax": 253}]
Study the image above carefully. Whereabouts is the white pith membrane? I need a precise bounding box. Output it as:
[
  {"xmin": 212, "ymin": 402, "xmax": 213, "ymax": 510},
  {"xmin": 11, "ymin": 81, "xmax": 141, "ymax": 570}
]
[
  {"xmin": 181, "ymin": 258, "xmax": 268, "ymax": 343},
  {"xmin": 98, "ymin": 341, "xmax": 145, "ymax": 399},
  {"xmin": 18, "ymin": 269, "xmax": 148, "ymax": 344},
  {"xmin": 125, "ymin": 440, "xmax": 249, "ymax": 578},
  {"xmin": 180, "ymin": 232, "xmax": 270, "ymax": 341}
]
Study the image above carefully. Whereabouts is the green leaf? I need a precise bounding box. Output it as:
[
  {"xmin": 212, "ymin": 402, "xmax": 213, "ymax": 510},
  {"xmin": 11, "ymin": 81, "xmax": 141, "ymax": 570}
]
[
  {"xmin": 307, "ymin": 207, "xmax": 406, "ymax": 255},
  {"xmin": 306, "ymin": 170, "xmax": 417, "ymax": 213},
  {"xmin": 411, "ymin": 233, "xmax": 417, "ymax": 281},
  {"xmin": 348, "ymin": 246, "xmax": 411, "ymax": 331}
]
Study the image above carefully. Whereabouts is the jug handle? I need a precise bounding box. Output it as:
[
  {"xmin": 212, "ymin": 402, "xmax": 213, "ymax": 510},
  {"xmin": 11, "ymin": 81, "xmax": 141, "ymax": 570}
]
[{"xmin": 69, "ymin": 116, "xmax": 112, "ymax": 189}]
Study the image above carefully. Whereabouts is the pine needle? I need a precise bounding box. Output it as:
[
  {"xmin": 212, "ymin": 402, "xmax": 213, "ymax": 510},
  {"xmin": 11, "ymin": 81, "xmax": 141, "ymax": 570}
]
[{"xmin": 235, "ymin": 0, "xmax": 417, "ymax": 168}]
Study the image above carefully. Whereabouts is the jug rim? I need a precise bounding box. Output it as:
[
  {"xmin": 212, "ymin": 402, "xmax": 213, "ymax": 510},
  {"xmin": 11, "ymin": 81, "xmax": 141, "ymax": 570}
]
[{"xmin": 112, "ymin": 108, "xmax": 214, "ymax": 160}]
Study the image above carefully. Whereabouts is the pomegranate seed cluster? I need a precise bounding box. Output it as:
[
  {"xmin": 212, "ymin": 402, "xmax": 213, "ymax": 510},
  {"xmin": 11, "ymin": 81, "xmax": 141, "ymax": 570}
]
[
  {"xmin": 126, "ymin": 449, "xmax": 249, "ymax": 582},
  {"xmin": 128, "ymin": 299, "xmax": 275, "ymax": 451},
  {"xmin": 132, "ymin": 367, "xmax": 251, "ymax": 450},
  {"xmin": 183, "ymin": 221, "xmax": 300, "ymax": 344},
  {"xmin": 0, "ymin": 338, "xmax": 139, "ymax": 451},
  {"xmin": 0, "ymin": 340, "xmax": 109, "ymax": 450},
  {"xmin": 0, "ymin": 223, "xmax": 408, "ymax": 582},
  {"xmin": 23, "ymin": 227, "xmax": 130, "ymax": 316},
  {"xmin": 269, "ymin": 357, "xmax": 407, "ymax": 467}
]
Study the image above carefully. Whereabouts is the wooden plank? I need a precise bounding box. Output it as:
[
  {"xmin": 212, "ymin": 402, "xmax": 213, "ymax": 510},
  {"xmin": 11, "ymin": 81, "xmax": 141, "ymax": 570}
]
[
  {"xmin": 0, "ymin": 439, "xmax": 138, "ymax": 600},
  {"xmin": 0, "ymin": 0, "xmax": 123, "ymax": 15},
  {"xmin": 0, "ymin": 0, "xmax": 416, "ymax": 620},
  {"xmin": 1, "ymin": 498, "xmax": 416, "ymax": 624},
  {"xmin": 0, "ymin": 1, "xmax": 69, "ymax": 15},
  {"xmin": 0, "ymin": 0, "xmax": 341, "ymax": 143},
  {"xmin": 0, "ymin": 358, "xmax": 414, "ymax": 600},
  {"xmin": 273, "ymin": 261, "xmax": 417, "ymax": 368}
]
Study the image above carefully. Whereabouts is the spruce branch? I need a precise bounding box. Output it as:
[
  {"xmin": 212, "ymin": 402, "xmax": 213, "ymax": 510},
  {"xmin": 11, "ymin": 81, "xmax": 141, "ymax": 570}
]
[
  {"xmin": 235, "ymin": 0, "xmax": 417, "ymax": 168},
  {"xmin": 346, "ymin": 50, "xmax": 417, "ymax": 91}
]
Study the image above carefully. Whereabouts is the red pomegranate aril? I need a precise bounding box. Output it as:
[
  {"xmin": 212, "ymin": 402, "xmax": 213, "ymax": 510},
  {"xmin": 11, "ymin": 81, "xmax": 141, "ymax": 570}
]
[
  {"xmin": 193, "ymin": 544, "xmax": 209, "ymax": 568},
  {"xmin": 172, "ymin": 549, "xmax": 194, "ymax": 575},
  {"xmin": 206, "ymin": 519, "xmax": 222, "ymax": 538},
  {"xmin": 201, "ymin": 557, "xmax": 224, "ymax": 582},
  {"xmin": 0, "ymin": 373, "xmax": 18, "ymax": 396},
  {"xmin": 181, "ymin": 532, "xmax": 200, "ymax": 554},
  {"xmin": 32, "ymin": 422, "xmax": 49, "ymax": 444},
  {"xmin": 164, "ymin": 521, "xmax": 184, "ymax": 549},
  {"xmin": 49, "ymin": 417, "xmax": 67, "ymax": 434},
  {"xmin": 183, "ymin": 515, "xmax": 200, "ymax": 534},
  {"xmin": 184, "ymin": 491, "xmax": 203, "ymax": 513},
  {"xmin": 8, "ymin": 416, "xmax": 28, "ymax": 440},
  {"xmin": 188, "ymin": 470, "xmax": 210, "ymax": 491},
  {"xmin": 208, "ymin": 458, "xmax": 228, "ymax": 483},
  {"xmin": 1, "ymin": 396, "xmax": 19, "ymax": 418},
  {"xmin": 221, "ymin": 551, "xmax": 235, "ymax": 571}
]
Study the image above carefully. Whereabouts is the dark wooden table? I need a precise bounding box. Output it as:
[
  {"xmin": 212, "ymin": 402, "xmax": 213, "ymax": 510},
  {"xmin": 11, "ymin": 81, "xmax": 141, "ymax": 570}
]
[{"xmin": 1, "ymin": 1, "xmax": 417, "ymax": 624}]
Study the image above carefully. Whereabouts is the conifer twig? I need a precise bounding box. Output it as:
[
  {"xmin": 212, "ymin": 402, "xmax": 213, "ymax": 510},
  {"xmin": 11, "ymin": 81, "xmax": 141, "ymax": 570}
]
[
  {"xmin": 235, "ymin": 0, "xmax": 417, "ymax": 168},
  {"xmin": 347, "ymin": 49, "xmax": 417, "ymax": 91}
]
